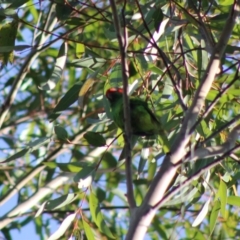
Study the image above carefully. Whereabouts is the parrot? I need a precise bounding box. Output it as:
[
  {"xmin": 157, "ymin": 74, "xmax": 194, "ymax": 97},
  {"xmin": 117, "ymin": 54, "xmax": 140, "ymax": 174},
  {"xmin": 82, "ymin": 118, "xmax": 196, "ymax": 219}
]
[{"xmin": 105, "ymin": 87, "xmax": 170, "ymax": 152}]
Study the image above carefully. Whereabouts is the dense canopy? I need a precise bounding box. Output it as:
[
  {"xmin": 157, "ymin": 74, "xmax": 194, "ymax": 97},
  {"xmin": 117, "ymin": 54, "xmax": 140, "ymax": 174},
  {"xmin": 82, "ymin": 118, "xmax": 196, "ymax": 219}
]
[{"xmin": 0, "ymin": 1, "xmax": 240, "ymax": 239}]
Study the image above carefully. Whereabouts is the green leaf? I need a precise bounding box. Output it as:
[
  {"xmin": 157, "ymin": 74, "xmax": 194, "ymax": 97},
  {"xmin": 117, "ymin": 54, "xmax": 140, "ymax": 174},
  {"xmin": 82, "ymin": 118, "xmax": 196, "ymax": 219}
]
[
  {"xmin": 1, "ymin": 148, "xmax": 29, "ymax": 163},
  {"xmin": 9, "ymin": 0, "xmax": 30, "ymax": 8},
  {"xmin": 218, "ymin": 179, "xmax": 227, "ymax": 218},
  {"xmin": 0, "ymin": 8, "xmax": 16, "ymax": 18},
  {"xmin": 49, "ymin": 82, "xmax": 82, "ymax": 121},
  {"xmin": 69, "ymin": 57, "xmax": 106, "ymax": 69},
  {"xmin": 83, "ymin": 132, "xmax": 106, "ymax": 147},
  {"xmin": 73, "ymin": 166, "xmax": 95, "ymax": 186},
  {"xmin": 54, "ymin": 126, "xmax": 68, "ymax": 141},
  {"xmin": 76, "ymin": 43, "xmax": 85, "ymax": 59},
  {"xmin": 28, "ymin": 137, "xmax": 52, "ymax": 151},
  {"xmin": 152, "ymin": 7, "xmax": 164, "ymax": 32},
  {"xmin": 209, "ymin": 200, "xmax": 220, "ymax": 235},
  {"xmin": 101, "ymin": 152, "xmax": 117, "ymax": 168},
  {"xmin": 0, "ymin": 20, "xmax": 18, "ymax": 65},
  {"xmin": 89, "ymin": 190, "xmax": 115, "ymax": 239},
  {"xmin": 148, "ymin": 159, "xmax": 157, "ymax": 181},
  {"xmin": 39, "ymin": 42, "xmax": 68, "ymax": 91},
  {"xmin": 83, "ymin": 219, "xmax": 95, "ymax": 240},
  {"xmin": 46, "ymin": 193, "xmax": 78, "ymax": 210},
  {"xmin": 55, "ymin": 0, "xmax": 74, "ymax": 21},
  {"xmin": 78, "ymin": 78, "xmax": 96, "ymax": 108},
  {"xmin": 43, "ymin": 162, "xmax": 95, "ymax": 173},
  {"xmin": 227, "ymin": 196, "xmax": 240, "ymax": 207},
  {"xmin": 129, "ymin": 60, "xmax": 138, "ymax": 78},
  {"xmin": 65, "ymin": 17, "xmax": 85, "ymax": 26}
]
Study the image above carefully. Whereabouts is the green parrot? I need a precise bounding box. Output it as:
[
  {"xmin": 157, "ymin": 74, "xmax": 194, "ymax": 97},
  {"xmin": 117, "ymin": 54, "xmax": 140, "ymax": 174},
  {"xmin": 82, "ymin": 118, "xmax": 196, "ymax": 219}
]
[{"xmin": 105, "ymin": 87, "xmax": 170, "ymax": 152}]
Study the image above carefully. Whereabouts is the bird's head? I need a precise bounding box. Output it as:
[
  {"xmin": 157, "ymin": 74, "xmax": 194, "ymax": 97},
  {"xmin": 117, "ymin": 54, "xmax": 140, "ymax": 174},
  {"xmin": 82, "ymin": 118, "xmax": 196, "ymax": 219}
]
[{"xmin": 106, "ymin": 88, "xmax": 123, "ymax": 103}]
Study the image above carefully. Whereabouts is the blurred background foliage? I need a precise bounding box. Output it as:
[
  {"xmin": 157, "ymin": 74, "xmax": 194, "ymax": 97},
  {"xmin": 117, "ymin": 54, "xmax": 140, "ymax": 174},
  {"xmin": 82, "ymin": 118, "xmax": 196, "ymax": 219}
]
[{"xmin": 0, "ymin": 0, "xmax": 240, "ymax": 239}]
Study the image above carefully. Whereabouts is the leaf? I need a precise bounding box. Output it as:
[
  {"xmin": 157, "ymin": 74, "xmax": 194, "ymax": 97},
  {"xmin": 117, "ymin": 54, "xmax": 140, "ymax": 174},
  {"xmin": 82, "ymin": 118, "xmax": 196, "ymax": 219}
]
[
  {"xmin": 65, "ymin": 17, "xmax": 85, "ymax": 26},
  {"xmin": 73, "ymin": 166, "xmax": 95, "ymax": 186},
  {"xmin": 148, "ymin": 159, "xmax": 157, "ymax": 181},
  {"xmin": 47, "ymin": 213, "xmax": 76, "ymax": 240},
  {"xmin": 35, "ymin": 201, "xmax": 48, "ymax": 217},
  {"xmin": 101, "ymin": 152, "xmax": 117, "ymax": 168},
  {"xmin": 152, "ymin": 7, "xmax": 164, "ymax": 32},
  {"xmin": 227, "ymin": 196, "xmax": 240, "ymax": 207},
  {"xmin": 55, "ymin": 0, "xmax": 74, "ymax": 21},
  {"xmin": 43, "ymin": 162, "xmax": 96, "ymax": 172},
  {"xmin": 129, "ymin": 60, "xmax": 138, "ymax": 78},
  {"xmin": 0, "ymin": 20, "xmax": 18, "ymax": 65},
  {"xmin": 39, "ymin": 42, "xmax": 68, "ymax": 91},
  {"xmin": 9, "ymin": 0, "xmax": 30, "ymax": 9},
  {"xmin": 83, "ymin": 132, "xmax": 106, "ymax": 147},
  {"xmin": 83, "ymin": 219, "xmax": 95, "ymax": 240},
  {"xmin": 54, "ymin": 126, "xmax": 68, "ymax": 141},
  {"xmin": 76, "ymin": 43, "xmax": 85, "ymax": 58},
  {"xmin": 209, "ymin": 200, "xmax": 220, "ymax": 236},
  {"xmin": 89, "ymin": 190, "xmax": 115, "ymax": 239},
  {"xmin": 78, "ymin": 78, "xmax": 96, "ymax": 108},
  {"xmin": 138, "ymin": 146, "xmax": 150, "ymax": 175},
  {"xmin": 192, "ymin": 198, "xmax": 211, "ymax": 227},
  {"xmin": 1, "ymin": 148, "xmax": 30, "ymax": 163},
  {"xmin": 69, "ymin": 57, "xmax": 106, "ymax": 69},
  {"xmin": 49, "ymin": 82, "xmax": 82, "ymax": 121},
  {"xmin": 108, "ymin": 64, "xmax": 122, "ymax": 87},
  {"xmin": 27, "ymin": 137, "xmax": 52, "ymax": 151},
  {"xmin": 45, "ymin": 193, "xmax": 78, "ymax": 210},
  {"xmin": 218, "ymin": 179, "xmax": 227, "ymax": 218},
  {"xmin": 157, "ymin": 132, "xmax": 170, "ymax": 153},
  {"xmin": 0, "ymin": 8, "xmax": 16, "ymax": 18}
]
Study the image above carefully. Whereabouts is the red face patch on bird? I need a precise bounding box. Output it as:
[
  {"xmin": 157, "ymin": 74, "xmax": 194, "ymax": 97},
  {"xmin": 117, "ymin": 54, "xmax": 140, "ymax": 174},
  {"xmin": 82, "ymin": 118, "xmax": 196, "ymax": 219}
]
[{"xmin": 106, "ymin": 88, "xmax": 123, "ymax": 100}]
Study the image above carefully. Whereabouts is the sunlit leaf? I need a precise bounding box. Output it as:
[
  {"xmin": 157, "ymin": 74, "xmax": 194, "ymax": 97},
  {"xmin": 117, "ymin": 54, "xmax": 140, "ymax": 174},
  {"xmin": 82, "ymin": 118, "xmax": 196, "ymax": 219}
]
[
  {"xmin": 47, "ymin": 213, "xmax": 76, "ymax": 240},
  {"xmin": 89, "ymin": 190, "xmax": 115, "ymax": 239}
]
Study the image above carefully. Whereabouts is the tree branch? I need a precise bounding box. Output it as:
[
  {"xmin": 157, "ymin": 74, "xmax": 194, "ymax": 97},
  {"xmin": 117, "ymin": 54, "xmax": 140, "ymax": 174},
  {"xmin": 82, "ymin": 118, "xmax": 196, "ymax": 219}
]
[{"xmin": 109, "ymin": 0, "xmax": 136, "ymax": 209}]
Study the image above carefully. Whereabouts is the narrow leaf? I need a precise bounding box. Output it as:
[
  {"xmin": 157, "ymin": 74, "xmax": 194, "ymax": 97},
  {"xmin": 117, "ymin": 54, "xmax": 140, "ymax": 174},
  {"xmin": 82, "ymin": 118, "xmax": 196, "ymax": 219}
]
[
  {"xmin": 89, "ymin": 190, "xmax": 114, "ymax": 239},
  {"xmin": 218, "ymin": 179, "xmax": 227, "ymax": 218},
  {"xmin": 47, "ymin": 213, "xmax": 76, "ymax": 240},
  {"xmin": 0, "ymin": 20, "xmax": 18, "ymax": 65},
  {"xmin": 46, "ymin": 194, "xmax": 78, "ymax": 210},
  {"xmin": 209, "ymin": 200, "xmax": 220, "ymax": 236},
  {"xmin": 78, "ymin": 78, "xmax": 96, "ymax": 108},
  {"xmin": 1, "ymin": 148, "xmax": 30, "ymax": 163},
  {"xmin": 39, "ymin": 42, "xmax": 68, "ymax": 91},
  {"xmin": 152, "ymin": 7, "xmax": 164, "ymax": 32},
  {"xmin": 49, "ymin": 82, "xmax": 82, "ymax": 121},
  {"xmin": 192, "ymin": 198, "xmax": 211, "ymax": 227},
  {"xmin": 83, "ymin": 219, "xmax": 95, "ymax": 240}
]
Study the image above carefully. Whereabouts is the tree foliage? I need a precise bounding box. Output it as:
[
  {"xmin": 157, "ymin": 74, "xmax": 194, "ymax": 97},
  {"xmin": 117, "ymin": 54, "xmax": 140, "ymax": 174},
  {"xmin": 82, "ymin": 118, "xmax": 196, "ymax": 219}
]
[{"xmin": 0, "ymin": 0, "xmax": 240, "ymax": 239}]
